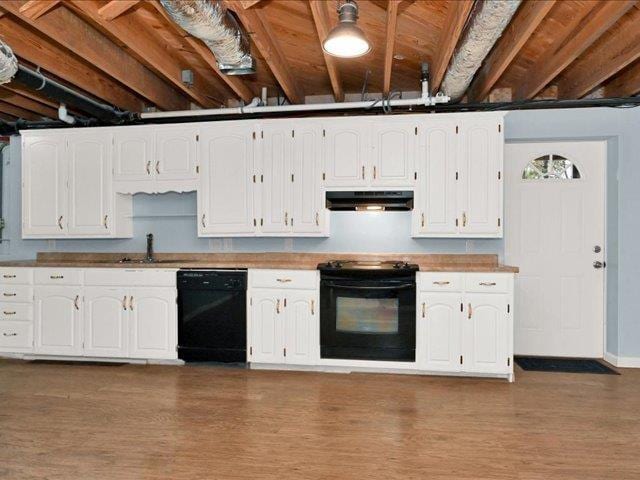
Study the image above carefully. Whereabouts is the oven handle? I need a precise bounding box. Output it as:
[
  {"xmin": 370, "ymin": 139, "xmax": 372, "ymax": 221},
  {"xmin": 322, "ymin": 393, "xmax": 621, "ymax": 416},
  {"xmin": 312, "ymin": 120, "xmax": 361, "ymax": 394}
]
[{"xmin": 323, "ymin": 282, "xmax": 415, "ymax": 290}]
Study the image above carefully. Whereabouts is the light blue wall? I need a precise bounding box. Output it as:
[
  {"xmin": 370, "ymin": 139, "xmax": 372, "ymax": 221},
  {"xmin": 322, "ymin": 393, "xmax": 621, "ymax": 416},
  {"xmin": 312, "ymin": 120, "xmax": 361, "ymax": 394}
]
[{"xmin": 2, "ymin": 106, "xmax": 639, "ymax": 357}]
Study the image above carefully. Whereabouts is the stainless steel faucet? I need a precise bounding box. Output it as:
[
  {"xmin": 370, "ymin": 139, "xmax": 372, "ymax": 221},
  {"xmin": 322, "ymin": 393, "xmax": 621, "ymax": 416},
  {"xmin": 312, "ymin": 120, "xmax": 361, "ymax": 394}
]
[{"xmin": 145, "ymin": 233, "xmax": 154, "ymax": 263}]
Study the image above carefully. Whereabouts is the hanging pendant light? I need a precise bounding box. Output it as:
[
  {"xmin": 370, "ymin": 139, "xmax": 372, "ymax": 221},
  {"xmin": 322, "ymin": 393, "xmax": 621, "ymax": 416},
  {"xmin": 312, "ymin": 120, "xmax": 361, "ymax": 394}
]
[{"xmin": 322, "ymin": 0, "xmax": 371, "ymax": 58}]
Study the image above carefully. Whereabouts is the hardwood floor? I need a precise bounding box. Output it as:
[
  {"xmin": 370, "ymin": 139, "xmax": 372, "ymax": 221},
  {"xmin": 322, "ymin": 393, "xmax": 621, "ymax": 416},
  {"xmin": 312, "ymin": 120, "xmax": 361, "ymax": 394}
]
[{"xmin": 0, "ymin": 360, "xmax": 637, "ymax": 480}]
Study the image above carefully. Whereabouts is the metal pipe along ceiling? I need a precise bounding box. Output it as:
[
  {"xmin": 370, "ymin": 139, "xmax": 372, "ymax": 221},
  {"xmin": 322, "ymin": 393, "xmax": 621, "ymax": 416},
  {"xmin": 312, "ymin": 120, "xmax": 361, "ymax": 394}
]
[
  {"xmin": 160, "ymin": 0, "xmax": 255, "ymax": 75},
  {"xmin": 441, "ymin": 0, "xmax": 522, "ymax": 102}
]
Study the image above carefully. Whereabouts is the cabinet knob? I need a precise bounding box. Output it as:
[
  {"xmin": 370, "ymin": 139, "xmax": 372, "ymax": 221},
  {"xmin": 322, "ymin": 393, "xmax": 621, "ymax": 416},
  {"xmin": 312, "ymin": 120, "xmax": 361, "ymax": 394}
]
[
  {"xmin": 146, "ymin": 161, "xmax": 151, "ymax": 175},
  {"xmin": 373, "ymin": 166, "xmax": 377, "ymax": 179},
  {"xmin": 421, "ymin": 213, "xmax": 425, "ymax": 228},
  {"xmin": 311, "ymin": 299, "xmax": 315, "ymax": 315},
  {"xmin": 201, "ymin": 214, "xmax": 206, "ymax": 228},
  {"xmin": 122, "ymin": 295, "xmax": 128, "ymax": 311},
  {"xmin": 479, "ymin": 282, "xmax": 496, "ymax": 286},
  {"xmin": 58, "ymin": 215, "xmax": 64, "ymax": 230},
  {"xmin": 361, "ymin": 165, "xmax": 365, "ymax": 180},
  {"xmin": 315, "ymin": 212, "xmax": 319, "ymax": 226},
  {"xmin": 155, "ymin": 161, "xmax": 160, "ymax": 174},
  {"xmin": 276, "ymin": 299, "xmax": 280, "ymax": 314},
  {"xmin": 422, "ymin": 302, "xmax": 426, "ymax": 318},
  {"xmin": 129, "ymin": 296, "xmax": 134, "ymax": 311},
  {"xmin": 103, "ymin": 215, "xmax": 109, "ymax": 229},
  {"xmin": 462, "ymin": 212, "xmax": 467, "ymax": 227},
  {"xmin": 3, "ymin": 275, "xmax": 16, "ymax": 279},
  {"xmin": 74, "ymin": 295, "xmax": 80, "ymax": 311},
  {"xmin": 468, "ymin": 303, "xmax": 473, "ymax": 319},
  {"xmin": 3, "ymin": 332, "xmax": 17, "ymax": 337}
]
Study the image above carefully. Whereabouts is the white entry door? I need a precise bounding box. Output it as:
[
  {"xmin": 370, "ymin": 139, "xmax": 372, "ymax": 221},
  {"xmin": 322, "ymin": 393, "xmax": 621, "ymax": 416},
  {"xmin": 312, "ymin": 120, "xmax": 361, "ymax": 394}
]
[{"xmin": 505, "ymin": 141, "xmax": 605, "ymax": 358}]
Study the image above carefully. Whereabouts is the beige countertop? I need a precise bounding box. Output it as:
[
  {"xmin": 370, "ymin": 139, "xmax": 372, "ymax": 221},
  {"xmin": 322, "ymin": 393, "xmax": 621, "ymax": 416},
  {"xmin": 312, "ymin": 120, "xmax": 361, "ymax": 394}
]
[{"xmin": 0, "ymin": 252, "xmax": 519, "ymax": 273}]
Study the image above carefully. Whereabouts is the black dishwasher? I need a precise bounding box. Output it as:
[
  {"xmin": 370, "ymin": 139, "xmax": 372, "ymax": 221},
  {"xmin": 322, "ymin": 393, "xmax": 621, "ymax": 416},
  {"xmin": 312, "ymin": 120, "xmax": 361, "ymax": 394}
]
[{"xmin": 177, "ymin": 269, "xmax": 247, "ymax": 363}]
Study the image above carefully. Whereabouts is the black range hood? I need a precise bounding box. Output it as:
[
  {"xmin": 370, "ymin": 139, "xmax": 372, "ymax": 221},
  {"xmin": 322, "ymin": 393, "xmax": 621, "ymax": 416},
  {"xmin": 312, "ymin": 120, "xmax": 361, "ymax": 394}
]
[{"xmin": 325, "ymin": 191, "xmax": 414, "ymax": 211}]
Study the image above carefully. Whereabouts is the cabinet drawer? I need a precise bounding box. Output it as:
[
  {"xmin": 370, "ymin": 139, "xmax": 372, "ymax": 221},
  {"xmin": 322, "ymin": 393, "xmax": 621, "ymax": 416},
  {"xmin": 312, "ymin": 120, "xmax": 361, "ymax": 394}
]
[
  {"xmin": 250, "ymin": 269, "xmax": 318, "ymax": 290},
  {"xmin": 0, "ymin": 321, "xmax": 32, "ymax": 349},
  {"xmin": 0, "ymin": 286, "xmax": 33, "ymax": 303},
  {"xmin": 418, "ymin": 273, "xmax": 462, "ymax": 292},
  {"xmin": 464, "ymin": 273, "xmax": 510, "ymax": 293},
  {"xmin": 0, "ymin": 303, "xmax": 33, "ymax": 322},
  {"xmin": 0, "ymin": 268, "xmax": 33, "ymax": 285},
  {"xmin": 84, "ymin": 268, "xmax": 177, "ymax": 287},
  {"xmin": 35, "ymin": 268, "xmax": 83, "ymax": 286}
]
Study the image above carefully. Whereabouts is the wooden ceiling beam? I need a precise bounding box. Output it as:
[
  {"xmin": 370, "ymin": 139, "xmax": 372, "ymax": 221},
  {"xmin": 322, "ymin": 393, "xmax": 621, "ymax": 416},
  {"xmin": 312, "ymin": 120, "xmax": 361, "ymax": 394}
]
[
  {"xmin": 98, "ymin": 0, "xmax": 141, "ymax": 21},
  {"xmin": 0, "ymin": 15, "xmax": 144, "ymax": 112},
  {"xmin": 0, "ymin": 87, "xmax": 58, "ymax": 118},
  {"xmin": 558, "ymin": 5, "xmax": 640, "ymax": 99},
  {"xmin": 68, "ymin": 0, "xmax": 221, "ymax": 108},
  {"xmin": 150, "ymin": 1, "xmax": 255, "ymax": 104},
  {"xmin": 18, "ymin": 0, "xmax": 59, "ymax": 19},
  {"xmin": 309, "ymin": 0, "xmax": 344, "ymax": 102},
  {"xmin": 514, "ymin": 0, "xmax": 636, "ymax": 100},
  {"xmin": 605, "ymin": 61, "xmax": 640, "ymax": 98},
  {"xmin": 467, "ymin": 0, "xmax": 556, "ymax": 102},
  {"xmin": 383, "ymin": 0, "xmax": 401, "ymax": 95},
  {"xmin": 1, "ymin": 0, "xmax": 187, "ymax": 111},
  {"xmin": 227, "ymin": 0, "xmax": 304, "ymax": 104},
  {"xmin": 0, "ymin": 99, "xmax": 41, "ymax": 120},
  {"xmin": 430, "ymin": 0, "xmax": 474, "ymax": 93}
]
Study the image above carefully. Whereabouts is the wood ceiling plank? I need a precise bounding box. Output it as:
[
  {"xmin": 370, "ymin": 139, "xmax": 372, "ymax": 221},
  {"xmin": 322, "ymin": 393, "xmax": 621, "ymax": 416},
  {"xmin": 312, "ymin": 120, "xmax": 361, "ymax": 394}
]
[
  {"xmin": 68, "ymin": 0, "xmax": 222, "ymax": 108},
  {"xmin": 150, "ymin": 0, "xmax": 255, "ymax": 104},
  {"xmin": 227, "ymin": 0, "xmax": 304, "ymax": 104},
  {"xmin": 0, "ymin": 99, "xmax": 41, "ymax": 120},
  {"xmin": 467, "ymin": 0, "xmax": 556, "ymax": 102},
  {"xmin": 2, "ymin": 1, "xmax": 187, "ymax": 111},
  {"xmin": 18, "ymin": 0, "xmax": 59, "ymax": 19},
  {"xmin": 0, "ymin": 87, "xmax": 58, "ymax": 118},
  {"xmin": 514, "ymin": 0, "xmax": 636, "ymax": 100},
  {"xmin": 430, "ymin": 0, "xmax": 474, "ymax": 93},
  {"xmin": 559, "ymin": 5, "xmax": 640, "ymax": 99},
  {"xmin": 98, "ymin": 0, "xmax": 141, "ymax": 21},
  {"xmin": 309, "ymin": 0, "xmax": 344, "ymax": 102},
  {"xmin": 605, "ymin": 61, "xmax": 640, "ymax": 97},
  {"xmin": 0, "ymin": 16, "xmax": 144, "ymax": 112},
  {"xmin": 383, "ymin": 0, "xmax": 401, "ymax": 95},
  {"xmin": 241, "ymin": 0, "xmax": 263, "ymax": 8}
]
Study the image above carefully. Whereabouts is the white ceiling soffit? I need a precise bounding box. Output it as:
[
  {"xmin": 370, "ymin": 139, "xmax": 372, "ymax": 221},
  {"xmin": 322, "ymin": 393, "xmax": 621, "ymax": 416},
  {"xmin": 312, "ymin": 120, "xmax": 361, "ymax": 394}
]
[{"xmin": 441, "ymin": 0, "xmax": 522, "ymax": 102}]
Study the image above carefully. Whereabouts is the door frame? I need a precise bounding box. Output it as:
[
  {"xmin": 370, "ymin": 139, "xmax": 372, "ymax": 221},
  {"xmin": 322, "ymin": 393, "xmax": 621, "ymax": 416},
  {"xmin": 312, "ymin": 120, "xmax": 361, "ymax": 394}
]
[{"xmin": 504, "ymin": 139, "xmax": 608, "ymax": 358}]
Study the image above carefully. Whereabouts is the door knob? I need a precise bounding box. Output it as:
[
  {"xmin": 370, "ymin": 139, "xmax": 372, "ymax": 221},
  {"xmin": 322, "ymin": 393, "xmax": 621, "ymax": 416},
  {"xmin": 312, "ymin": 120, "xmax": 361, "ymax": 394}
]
[{"xmin": 593, "ymin": 261, "xmax": 605, "ymax": 269}]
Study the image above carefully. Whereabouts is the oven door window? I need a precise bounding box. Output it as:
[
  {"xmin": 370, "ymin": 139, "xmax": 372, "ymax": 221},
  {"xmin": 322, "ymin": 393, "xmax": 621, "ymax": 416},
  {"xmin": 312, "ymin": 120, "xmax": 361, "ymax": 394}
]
[{"xmin": 336, "ymin": 297, "xmax": 399, "ymax": 334}]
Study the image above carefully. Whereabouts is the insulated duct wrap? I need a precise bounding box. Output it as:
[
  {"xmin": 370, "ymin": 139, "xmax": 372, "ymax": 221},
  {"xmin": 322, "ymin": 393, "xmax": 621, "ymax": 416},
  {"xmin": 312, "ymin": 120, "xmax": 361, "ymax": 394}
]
[
  {"xmin": 160, "ymin": 0, "xmax": 255, "ymax": 74},
  {"xmin": 441, "ymin": 0, "xmax": 521, "ymax": 101},
  {"xmin": 0, "ymin": 39, "xmax": 18, "ymax": 85}
]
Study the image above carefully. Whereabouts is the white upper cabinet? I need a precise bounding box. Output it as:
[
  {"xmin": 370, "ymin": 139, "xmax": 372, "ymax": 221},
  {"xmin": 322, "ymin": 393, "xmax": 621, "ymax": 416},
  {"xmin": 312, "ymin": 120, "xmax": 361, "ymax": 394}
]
[
  {"xmin": 113, "ymin": 125, "xmax": 198, "ymax": 194},
  {"xmin": 22, "ymin": 135, "xmax": 68, "ymax": 236},
  {"xmin": 457, "ymin": 116, "xmax": 503, "ymax": 236},
  {"xmin": 323, "ymin": 120, "xmax": 369, "ymax": 187},
  {"xmin": 371, "ymin": 118, "xmax": 417, "ymax": 187},
  {"xmin": 198, "ymin": 122, "xmax": 256, "ymax": 236}
]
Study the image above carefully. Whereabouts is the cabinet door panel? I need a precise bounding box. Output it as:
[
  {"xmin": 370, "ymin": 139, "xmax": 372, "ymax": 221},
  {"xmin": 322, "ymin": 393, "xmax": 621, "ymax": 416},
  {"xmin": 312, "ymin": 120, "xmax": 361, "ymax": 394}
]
[
  {"xmin": 284, "ymin": 292, "xmax": 318, "ymax": 365},
  {"xmin": 259, "ymin": 123, "xmax": 292, "ymax": 233},
  {"xmin": 199, "ymin": 124, "xmax": 255, "ymax": 235},
  {"xmin": 67, "ymin": 134, "xmax": 113, "ymax": 236},
  {"xmin": 418, "ymin": 293, "xmax": 461, "ymax": 372},
  {"xmin": 34, "ymin": 286, "xmax": 82, "ymax": 356},
  {"xmin": 249, "ymin": 290, "xmax": 284, "ymax": 364},
  {"xmin": 463, "ymin": 293, "xmax": 509, "ymax": 374},
  {"xmin": 113, "ymin": 129, "xmax": 154, "ymax": 183},
  {"xmin": 323, "ymin": 121, "xmax": 369, "ymax": 187},
  {"xmin": 415, "ymin": 120, "xmax": 458, "ymax": 235},
  {"xmin": 155, "ymin": 126, "xmax": 198, "ymax": 183},
  {"xmin": 22, "ymin": 135, "xmax": 68, "ymax": 236},
  {"xmin": 83, "ymin": 288, "xmax": 128, "ymax": 357},
  {"xmin": 128, "ymin": 288, "xmax": 176, "ymax": 359},
  {"xmin": 292, "ymin": 123, "xmax": 325, "ymax": 234},
  {"xmin": 372, "ymin": 120, "xmax": 416, "ymax": 186}
]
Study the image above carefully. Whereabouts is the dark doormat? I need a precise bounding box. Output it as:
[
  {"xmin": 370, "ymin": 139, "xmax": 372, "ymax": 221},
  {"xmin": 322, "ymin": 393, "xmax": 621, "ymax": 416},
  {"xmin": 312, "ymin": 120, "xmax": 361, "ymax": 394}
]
[
  {"xmin": 28, "ymin": 360, "xmax": 126, "ymax": 367},
  {"xmin": 515, "ymin": 356, "xmax": 619, "ymax": 375}
]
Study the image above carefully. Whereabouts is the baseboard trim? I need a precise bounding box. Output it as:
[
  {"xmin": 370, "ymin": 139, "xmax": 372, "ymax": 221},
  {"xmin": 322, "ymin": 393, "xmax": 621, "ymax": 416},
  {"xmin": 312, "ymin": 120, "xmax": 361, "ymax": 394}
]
[{"xmin": 604, "ymin": 352, "xmax": 640, "ymax": 368}]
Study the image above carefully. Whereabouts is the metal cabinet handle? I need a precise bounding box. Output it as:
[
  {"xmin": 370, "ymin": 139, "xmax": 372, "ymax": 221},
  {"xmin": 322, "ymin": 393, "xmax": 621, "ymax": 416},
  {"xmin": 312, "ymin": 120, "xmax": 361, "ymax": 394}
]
[
  {"xmin": 468, "ymin": 303, "xmax": 472, "ymax": 319},
  {"xmin": 276, "ymin": 299, "xmax": 280, "ymax": 314},
  {"xmin": 276, "ymin": 278, "xmax": 292, "ymax": 283},
  {"xmin": 103, "ymin": 215, "xmax": 109, "ymax": 229},
  {"xmin": 3, "ymin": 333, "xmax": 17, "ymax": 337},
  {"xmin": 201, "ymin": 214, "xmax": 206, "ymax": 228},
  {"xmin": 2, "ymin": 274, "xmax": 16, "ymax": 279},
  {"xmin": 361, "ymin": 165, "xmax": 365, "ymax": 179},
  {"xmin": 479, "ymin": 282, "xmax": 497, "ymax": 286},
  {"xmin": 284, "ymin": 298, "xmax": 287, "ymax": 308},
  {"xmin": 155, "ymin": 161, "xmax": 160, "ymax": 174},
  {"xmin": 433, "ymin": 281, "xmax": 450, "ymax": 285},
  {"xmin": 146, "ymin": 160, "xmax": 151, "ymax": 175},
  {"xmin": 3, "ymin": 293, "xmax": 16, "ymax": 297},
  {"xmin": 122, "ymin": 295, "xmax": 128, "ymax": 311},
  {"xmin": 315, "ymin": 212, "xmax": 319, "ymax": 226},
  {"xmin": 58, "ymin": 215, "xmax": 64, "ymax": 230},
  {"xmin": 50, "ymin": 275, "xmax": 64, "ymax": 279},
  {"xmin": 462, "ymin": 212, "xmax": 467, "ymax": 227},
  {"xmin": 311, "ymin": 299, "xmax": 315, "ymax": 315},
  {"xmin": 3, "ymin": 311, "xmax": 16, "ymax": 315},
  {"xmin": 74, "ymin": 295, "xmax": 80, "ymax": 311},
  {"xmin": 373, "ymin": 166, "xmax": 377, "ymax": 179},
  {"xmin": 422, "ymin": 302, "xmax": 426, "ymax": 318},
  {"xmin": 284, "ymin": 212, "xmax": 288, "ymax": 226},
  {"xmin": 421, "ymin": 213, "xmax": 425, "ymax": 227},
  {"xmin": 129, "ymin": 296, "xmax": 134, "ymax": 311}
]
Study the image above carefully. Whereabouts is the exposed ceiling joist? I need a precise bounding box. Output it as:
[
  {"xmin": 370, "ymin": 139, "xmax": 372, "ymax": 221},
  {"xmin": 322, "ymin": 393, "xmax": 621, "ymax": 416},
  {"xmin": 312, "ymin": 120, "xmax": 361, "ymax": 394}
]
[
  {"xmin": 383, "ymin": 0, "xmax": 401, "ymax": 95},
  {"xmin": 0, "ymin": 99, "xmax": 42, "ymax": 120},
  {"xmin": 309, "ymin": 0, "xmax": 344, "ymax": 102},
  {"xmin": 0, "ymin": 15, "xmax": 144, "ymax": 112},
  {"xmin": 559, "ymin": 5, "xmax": 640, "ymax": 99},
  {"xmin": 514, "ymin": 0, "xmax": 636, "ymax": 100},
  {"xmin": 98, "ymin": 0, "xmax": 141, "ymax": 21},
  {"xmin": 150, "ymin": 1, "xmax": 255, "ymax": 104},
  {"xmin": 68, "ymin": 0, "xmax": 222, "ymax": 109},
  {"xmin": 467, "ymin": 0, "xmax": 556, "ymax": 102},
  {"xmin": 605, "ymin": 61, "xmax": 640, "ymax": 98},
  {"xmin": 0, "ymin": 87, "xmax": 58, "ymax": 118},
  {"xmin": 430, "ymin": 0, "xmax": 474, "ymax": 94},
  {"xmin": 227, "ymin": 0, "xmax": 304, "ymax": 104},
  {"xmin": 1, "ymin": 1, "xmax": 187, "ymax": 112},
  {"xmin": 18, "ymin": 0, "xmax": 59, "ymax": 19}
]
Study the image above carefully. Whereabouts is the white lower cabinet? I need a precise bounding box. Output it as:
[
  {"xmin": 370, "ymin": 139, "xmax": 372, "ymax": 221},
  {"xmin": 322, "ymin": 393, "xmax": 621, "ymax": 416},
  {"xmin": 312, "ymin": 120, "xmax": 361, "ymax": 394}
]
[
  {"xmin": 128, "ymin": 287, "xmax": 177, "ymax": 359},
  {"xmin": 248, "ymin": 269, "xmax": 319, "ymax": 366},
  {"xmin": 418, "ymin": 293, "xmax": 462, "ymax": 372},
  {"xmin": 83, "ymin": 287, "xmax": 128, "ymax": 358},
  {"xmin": 34, "ymin": 286, "xmax": 83, "ymax": 356}
]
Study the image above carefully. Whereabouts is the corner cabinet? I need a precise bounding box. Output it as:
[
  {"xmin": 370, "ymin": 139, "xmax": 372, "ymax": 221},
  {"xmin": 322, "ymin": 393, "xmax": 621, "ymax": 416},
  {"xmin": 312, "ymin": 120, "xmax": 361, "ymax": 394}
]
[{"xmin": 22, "ymin": 131, "xmax": 132, "ymax": 239}]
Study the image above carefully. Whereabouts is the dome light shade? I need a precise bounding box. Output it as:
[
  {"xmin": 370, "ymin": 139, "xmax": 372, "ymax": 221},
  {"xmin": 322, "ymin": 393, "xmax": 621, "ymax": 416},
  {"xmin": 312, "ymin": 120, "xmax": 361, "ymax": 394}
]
[{"xmin": 322, "ymin": 1, "xmax": 371, "ymax": 58}]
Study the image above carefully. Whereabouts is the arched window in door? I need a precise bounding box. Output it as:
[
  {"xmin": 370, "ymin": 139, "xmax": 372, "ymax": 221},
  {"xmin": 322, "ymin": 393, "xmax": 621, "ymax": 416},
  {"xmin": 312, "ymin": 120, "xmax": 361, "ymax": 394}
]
[{"xmin": 522, "ymin": 154, "xmax": 581, "ymax": 180}]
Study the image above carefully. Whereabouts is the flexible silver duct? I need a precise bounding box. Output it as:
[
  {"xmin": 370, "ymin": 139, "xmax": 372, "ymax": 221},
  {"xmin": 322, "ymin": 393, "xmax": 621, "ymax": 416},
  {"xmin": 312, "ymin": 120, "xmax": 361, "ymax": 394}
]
[
  {"xmin": 0, "ymin": 39, "xmax": 18, "ymax": 85},
  {"xmin": 160, "ymin": 0, "xmax": 255, "ymax": 75},
  {"xmin": 441, "ymin": 0, "xmax": 521, "ymax": 101}
]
